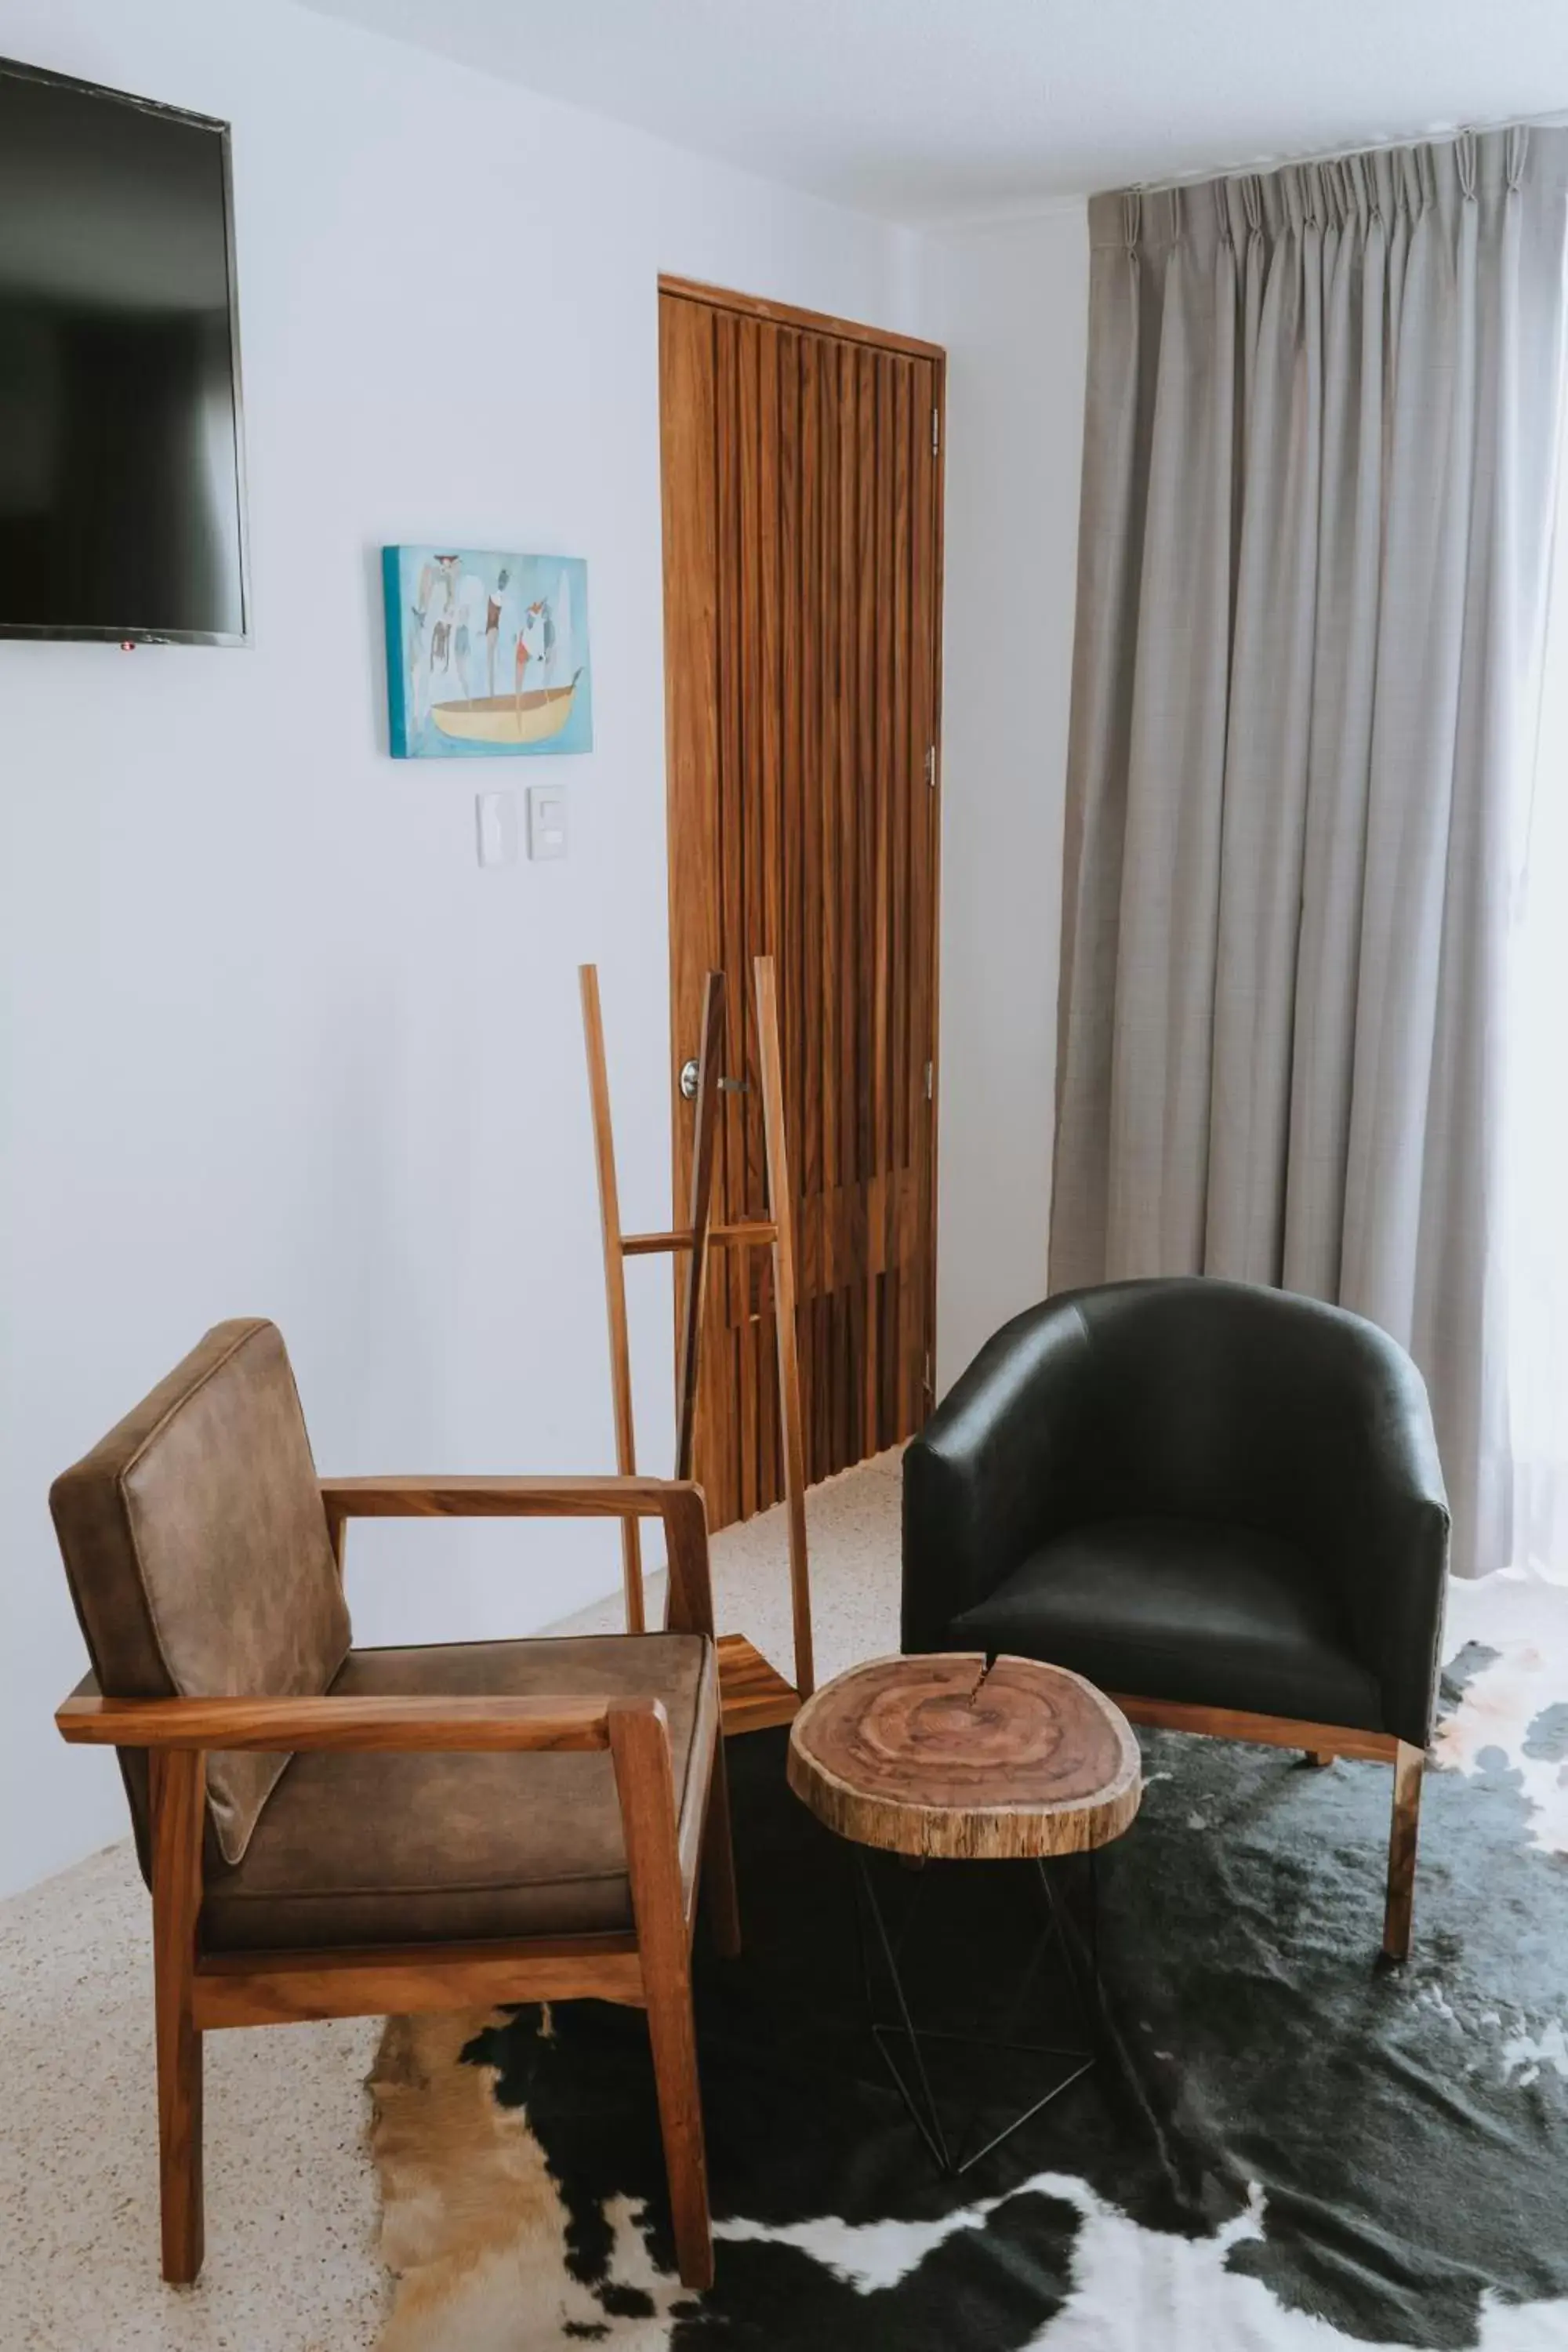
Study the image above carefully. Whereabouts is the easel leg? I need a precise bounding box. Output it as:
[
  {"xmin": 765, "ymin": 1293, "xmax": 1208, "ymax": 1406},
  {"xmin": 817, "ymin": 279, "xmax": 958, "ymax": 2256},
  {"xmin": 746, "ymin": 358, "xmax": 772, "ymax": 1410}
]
[
  {"xmin": 753, "ymin": 956, "xmax": 814, "ymax": 1697},
  {"xmin": 583, "ymin": 957, "xmax": 815, "ymax": 1721},
  {"xmin": 674, "ymin": 972, "xmax": 726, "ymax": 1486},
  {"xmin": 580, "ymin": 964, "xmax": 644, "ymax": 1632}
]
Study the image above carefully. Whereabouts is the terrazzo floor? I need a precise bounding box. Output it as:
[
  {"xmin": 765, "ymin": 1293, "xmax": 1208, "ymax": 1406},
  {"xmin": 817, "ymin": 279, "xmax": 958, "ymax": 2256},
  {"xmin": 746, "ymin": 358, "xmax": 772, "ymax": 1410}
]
[{"xmin": 0, "ymin": 1450, "xmax": 903, "ymax": 2352}]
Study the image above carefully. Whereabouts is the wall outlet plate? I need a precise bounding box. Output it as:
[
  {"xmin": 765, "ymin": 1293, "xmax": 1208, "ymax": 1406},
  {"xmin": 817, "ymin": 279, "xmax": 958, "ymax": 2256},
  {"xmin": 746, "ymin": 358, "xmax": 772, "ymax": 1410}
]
[
  {"xmin": 527, "ymin": 782, "xmax": 569, "ymax": 861},
  {"xmin": 475, "ymin": 790, "xmax": 518, "ymax": 867}
]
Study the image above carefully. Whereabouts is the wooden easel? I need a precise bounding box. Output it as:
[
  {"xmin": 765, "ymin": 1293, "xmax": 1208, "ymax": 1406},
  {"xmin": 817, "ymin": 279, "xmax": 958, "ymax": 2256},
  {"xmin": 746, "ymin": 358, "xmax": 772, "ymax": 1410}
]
[{"xmin": 579, "ymin": 954, "xmax": 813, "ymax": 1734}]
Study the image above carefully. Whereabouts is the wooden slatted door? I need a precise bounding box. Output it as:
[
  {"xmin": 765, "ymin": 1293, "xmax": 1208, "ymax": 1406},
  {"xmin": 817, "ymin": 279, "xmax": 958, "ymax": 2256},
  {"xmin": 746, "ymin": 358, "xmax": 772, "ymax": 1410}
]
[{"xmin": 659, "ymin": 278, "xmax": 945, "ymax": 1533}]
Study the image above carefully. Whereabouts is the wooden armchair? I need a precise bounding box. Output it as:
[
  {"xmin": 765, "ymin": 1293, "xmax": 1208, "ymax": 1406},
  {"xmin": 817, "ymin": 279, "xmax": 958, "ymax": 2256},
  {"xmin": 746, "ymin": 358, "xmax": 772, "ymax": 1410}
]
[{"xmin": 51, "ymin": 1320, "xmax": 739, "ymax": 2290}]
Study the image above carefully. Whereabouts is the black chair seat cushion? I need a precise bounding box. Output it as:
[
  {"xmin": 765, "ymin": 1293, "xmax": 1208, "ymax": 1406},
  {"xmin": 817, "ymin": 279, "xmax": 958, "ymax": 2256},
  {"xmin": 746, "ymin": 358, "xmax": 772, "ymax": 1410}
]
[
  {"xmin": 949, "ymin": 1517, "xmax": 1384, "ymax": 1731},
  {"xmin": 201, "ymin": 1631, "xmax": 717, "ymax": 1952}
]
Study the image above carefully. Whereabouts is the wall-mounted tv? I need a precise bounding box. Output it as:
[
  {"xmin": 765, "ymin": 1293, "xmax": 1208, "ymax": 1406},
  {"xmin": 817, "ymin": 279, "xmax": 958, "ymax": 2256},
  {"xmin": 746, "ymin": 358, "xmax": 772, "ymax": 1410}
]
[{"xmin": 0, "ymin": 58, "xmax": 249, "ymax": 646}]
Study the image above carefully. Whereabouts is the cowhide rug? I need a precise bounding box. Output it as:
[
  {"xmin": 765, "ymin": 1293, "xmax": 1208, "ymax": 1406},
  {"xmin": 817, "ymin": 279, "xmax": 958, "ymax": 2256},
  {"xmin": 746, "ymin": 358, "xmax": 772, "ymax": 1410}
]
[{"xmin": 368, "ymin": 1570, "xmax": 1568, "ymax": 2349}]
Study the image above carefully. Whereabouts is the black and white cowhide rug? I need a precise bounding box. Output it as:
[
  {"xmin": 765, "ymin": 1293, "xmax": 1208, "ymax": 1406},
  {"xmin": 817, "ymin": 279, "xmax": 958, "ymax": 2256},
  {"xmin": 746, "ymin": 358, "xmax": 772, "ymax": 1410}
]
[{"xmin": 368, "ymin": 1571, "xmax": 1568, "ymax": 2350}]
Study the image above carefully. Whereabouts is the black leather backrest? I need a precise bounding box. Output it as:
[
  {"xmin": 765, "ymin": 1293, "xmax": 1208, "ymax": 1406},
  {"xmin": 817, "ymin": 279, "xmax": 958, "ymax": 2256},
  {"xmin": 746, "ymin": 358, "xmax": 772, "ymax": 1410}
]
[
  {"xmin": 905, "ymin": 1276, "xmax": 1450, "ymax": 1740},
  {"xmin": 1063, "ymin": 1278, "xmax": 1422, "ymax": 1548}
]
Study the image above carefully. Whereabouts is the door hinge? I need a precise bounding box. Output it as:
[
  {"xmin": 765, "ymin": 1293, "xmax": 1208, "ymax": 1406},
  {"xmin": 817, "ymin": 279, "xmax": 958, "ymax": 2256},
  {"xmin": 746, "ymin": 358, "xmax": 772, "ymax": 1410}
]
[
  {"xmin": 931, "ymin": 406, "xmax": 940, "ymax": 456},
  {"xmin": 924, "ymin": 1059, "xmax": 934, "ymax": 1100},
  {"xmin": 924, "ymin": 742, "xmax": 936, "ymax": 789}
]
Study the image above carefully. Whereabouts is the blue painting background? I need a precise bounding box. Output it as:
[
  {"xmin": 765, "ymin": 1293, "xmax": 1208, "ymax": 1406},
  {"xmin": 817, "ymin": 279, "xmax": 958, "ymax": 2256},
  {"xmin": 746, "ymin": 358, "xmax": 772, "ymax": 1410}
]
[{"xmin": 383, "ymin": 546, "xmax": 593, "ymax": 759}]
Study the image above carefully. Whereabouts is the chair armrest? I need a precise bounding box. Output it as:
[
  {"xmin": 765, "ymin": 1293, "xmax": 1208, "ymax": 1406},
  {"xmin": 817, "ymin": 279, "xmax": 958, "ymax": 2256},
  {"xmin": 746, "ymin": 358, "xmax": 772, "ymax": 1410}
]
[
  {"xmin": 319, "ymin": 1474, "xmax": 716, "ymax": 1639},
  {"xmin": 1299, "ymin": 1365, "xmax": 1450, "ymax": 1748},
  {"xmin": 902, "ymin": 1299, "xmax": 1093, "ymax": 1652},
  {"xmin": 56, "ymin": 1685, "xmax": 684, "ymax": 1929},
  {"xmin": 54, "ymin": 1680, "xmax": 654, "ymax": 1754},
  {"xmin": 321, "ymin": 1473, "xmax": 693, "ymax": 1519}
]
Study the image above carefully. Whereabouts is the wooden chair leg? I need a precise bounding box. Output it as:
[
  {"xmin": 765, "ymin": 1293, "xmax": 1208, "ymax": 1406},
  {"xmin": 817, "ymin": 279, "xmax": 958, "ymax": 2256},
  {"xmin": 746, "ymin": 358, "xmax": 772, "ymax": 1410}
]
[
  {"xmin": 149, "ymin": 1749, "xmax": 205, "ymax": 2283},
  {"xmin": 609, "ymin": 1700, "xmax": 713, "ymax": 2291},
  {"xmin": 700, "ymin": 1724, "xmax": 742, "ymax": 1961},
  {"xmin": 1382, "ymin": 1740, "xmax": 1424, "ymax": 1963},
  {"xmin": 1303, "ymin": 1750, "xmax": 1333, "ymax": 1767}
]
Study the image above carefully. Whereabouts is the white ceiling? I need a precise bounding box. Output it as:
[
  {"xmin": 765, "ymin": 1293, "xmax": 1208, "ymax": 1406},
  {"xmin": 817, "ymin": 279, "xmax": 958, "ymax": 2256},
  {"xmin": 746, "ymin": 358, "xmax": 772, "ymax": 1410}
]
[{"xmin": 303, "ymin": 0, "xmax": 1568, "ymax": 225}]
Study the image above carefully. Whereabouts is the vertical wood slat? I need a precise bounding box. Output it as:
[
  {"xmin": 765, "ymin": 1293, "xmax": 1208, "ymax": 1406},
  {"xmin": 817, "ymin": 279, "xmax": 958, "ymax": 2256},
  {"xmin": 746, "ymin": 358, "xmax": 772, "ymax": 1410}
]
[
  {"xmin": 740, "ymin": 321, "xmax": 766, "ymax": 1522},
  {"xmin": 719, "ymin": 311, "xmax": 752, "ymax": 1529},
  {"xmin": 891, "ymin": 360, "xmax": 914, "ymax": 1433},
  {"xmin": 789, "ymin": 332, "xmax": 809, "ymax": 1450},
  {"xmin": 660, "ymin": 294, "xmax": 732, "ymax": 1523},
  {"xmin": 778, "ymin": 332, "xmax": 808, "ymax": 1465},
  {"xmin": 754, "ymin": 323, "xmax": 783, "ymax": 1517},
  {"xmin": 817, "ymin": 340, "xmax": 838, "ymax": 1475},
  {"xmin": 840, "ymin": 343, "xmax": 863, "ymax": 1476},
  {"xmin": 661, "ymin": 282, "xmax": 943, "ymax": 1530},
  {"xmin": 820, "ymin": 339, "xmax": 844, "ymax": 1471},
  {"xmin": 870, "ymin": 353, "xmax": 895, "ymax": 1446},
  {"xmin": 802, "ymin": 334, "xmax": 831, "ymax": 1482},
  {"xmin": 864, "ymin": 350, "xmax": 881, "ymax": 1447},
  {"xmin": 909, "ymin": 350, "xmax": 940, "ymax": 1426}
]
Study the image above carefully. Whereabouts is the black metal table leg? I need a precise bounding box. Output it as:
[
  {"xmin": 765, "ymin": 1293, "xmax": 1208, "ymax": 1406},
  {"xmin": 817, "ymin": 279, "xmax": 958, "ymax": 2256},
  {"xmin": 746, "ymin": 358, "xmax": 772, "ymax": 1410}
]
[{"xmin": 853, "ymin": 1848, "xmax": 1102, "ymax": 2178}]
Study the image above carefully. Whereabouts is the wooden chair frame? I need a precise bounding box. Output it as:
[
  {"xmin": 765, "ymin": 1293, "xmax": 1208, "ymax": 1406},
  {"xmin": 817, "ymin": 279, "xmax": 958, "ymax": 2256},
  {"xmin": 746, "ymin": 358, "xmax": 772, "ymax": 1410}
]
[
  {"xmin": 580, "ymin": 954, "xmax": 813, "ymax": 1733},
  {"xmin": 1106, "ymin": 1693, "xmax": 1424, "ymax": 1962},
  {"xmin": 56, "ymin": 1475, "xmax": 740, "ymax": 2292}
]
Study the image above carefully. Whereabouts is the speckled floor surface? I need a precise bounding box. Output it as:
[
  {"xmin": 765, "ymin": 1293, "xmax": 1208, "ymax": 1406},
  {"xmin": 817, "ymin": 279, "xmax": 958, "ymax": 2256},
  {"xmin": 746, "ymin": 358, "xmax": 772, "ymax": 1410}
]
[
  {"xmin": 0, "ymin": 1852, "xmax": 386, "ymax": 2352},
  {"xmin": 0, "ymin": 1450, "xmax": 902, "ymax": 2352},
  {"xmin": 550, "ymin": 1445, "xmax": 903, "ymax": 1677}
]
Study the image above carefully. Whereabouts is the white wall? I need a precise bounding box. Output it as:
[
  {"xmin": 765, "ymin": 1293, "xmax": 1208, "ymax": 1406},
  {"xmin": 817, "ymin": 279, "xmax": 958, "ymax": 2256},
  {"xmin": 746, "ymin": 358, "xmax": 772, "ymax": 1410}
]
[
  {"xmin": 0, "ymin": 0, "xmax": 921, "ymax": 1895},
  {"xmin": 923, "ymin": 210, "xmax": 1089, "ymax": 1389}
]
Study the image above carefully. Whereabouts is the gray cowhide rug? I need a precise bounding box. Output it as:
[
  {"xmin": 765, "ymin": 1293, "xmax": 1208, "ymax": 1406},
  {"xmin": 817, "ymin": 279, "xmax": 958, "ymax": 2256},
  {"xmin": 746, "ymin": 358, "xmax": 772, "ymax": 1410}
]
[{"xmin": 367, "ymin": 1570, "xmax": 1568, "ymax": 2349}]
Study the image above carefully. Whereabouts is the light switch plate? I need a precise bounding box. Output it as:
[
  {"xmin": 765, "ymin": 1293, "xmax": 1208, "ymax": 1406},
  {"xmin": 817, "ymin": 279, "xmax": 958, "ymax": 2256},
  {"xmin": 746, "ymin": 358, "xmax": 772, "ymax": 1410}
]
[
  {"xmin": 475, "ymin": 790, "xmax": 518, "ymax": 867},
  {"xmin": 527, "ymin": 781, "xmax": 569, "ymax": 862}
]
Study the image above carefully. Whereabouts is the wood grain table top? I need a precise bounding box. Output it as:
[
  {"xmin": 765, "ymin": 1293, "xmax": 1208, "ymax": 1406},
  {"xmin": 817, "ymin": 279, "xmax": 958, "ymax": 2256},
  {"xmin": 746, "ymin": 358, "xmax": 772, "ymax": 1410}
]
[{"xmin": 787, "ymin": 1652, "xmax": 1142, "ymax": 1860}]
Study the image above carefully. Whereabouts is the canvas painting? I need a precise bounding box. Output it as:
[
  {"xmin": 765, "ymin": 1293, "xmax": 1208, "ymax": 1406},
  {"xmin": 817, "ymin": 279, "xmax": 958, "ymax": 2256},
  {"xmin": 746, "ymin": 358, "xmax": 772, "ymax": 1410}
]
[{"xmin": 383, "ymin": 546, "xmax": 593, "ymax": 758}]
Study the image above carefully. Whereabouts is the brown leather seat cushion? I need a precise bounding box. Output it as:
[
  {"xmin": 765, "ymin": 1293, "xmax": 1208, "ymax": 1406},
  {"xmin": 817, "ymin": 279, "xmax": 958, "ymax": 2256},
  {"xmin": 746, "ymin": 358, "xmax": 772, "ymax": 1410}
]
[{"xmin": 201, "ymin": 1632, "xmax": 718, "ymax": 1952}]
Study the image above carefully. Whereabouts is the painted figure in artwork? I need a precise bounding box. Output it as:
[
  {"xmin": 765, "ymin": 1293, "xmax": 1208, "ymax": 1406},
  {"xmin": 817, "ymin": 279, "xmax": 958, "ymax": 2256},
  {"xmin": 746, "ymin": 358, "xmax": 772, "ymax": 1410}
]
[
  {"xmin": 514, "ymin": 596, "xmax": 556, "ymax": 718},
  {"xmin": 431, "ymin": 554, "xmax": 459, "ymax": 673},
  {"xmin": 485, "ymin": 567, "xmax": 511, "ymax": 697},
  {"xmin": 521, "ymin": 596, "xmax": 555, "ymax": 676},
  {"xmin": 408, "ymin": 601, "xmax": 429, "ymax": 729},
  {"xmin": 407, "ymin": 554, "xmax": 464, "ymax": 724},
  {"xmin": 457, "ymin": 572, "xmax": 487, "ymax": 702}
]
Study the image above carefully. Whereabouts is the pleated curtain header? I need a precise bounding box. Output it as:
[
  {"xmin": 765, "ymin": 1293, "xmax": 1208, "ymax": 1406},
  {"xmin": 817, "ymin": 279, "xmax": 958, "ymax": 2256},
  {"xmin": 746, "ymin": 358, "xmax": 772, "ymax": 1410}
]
[{"xmin": 1090, "ymin": 125, "xmax": 1566, "ymax": 261}]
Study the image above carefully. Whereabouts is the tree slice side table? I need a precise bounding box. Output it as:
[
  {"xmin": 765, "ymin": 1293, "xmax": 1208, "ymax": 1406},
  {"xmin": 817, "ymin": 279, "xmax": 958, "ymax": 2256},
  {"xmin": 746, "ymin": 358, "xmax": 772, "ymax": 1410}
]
[{"xmin": 787, "ymin": 1652, "xmax": 1142, "ymax": 2174}]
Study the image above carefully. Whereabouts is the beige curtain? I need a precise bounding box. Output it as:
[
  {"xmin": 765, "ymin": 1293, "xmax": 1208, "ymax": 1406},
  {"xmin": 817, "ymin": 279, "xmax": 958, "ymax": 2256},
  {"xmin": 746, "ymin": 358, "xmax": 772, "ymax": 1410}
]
[{"xmin": 1051, "ymin": 128, "xmax": 1568, "ymax": 1573}]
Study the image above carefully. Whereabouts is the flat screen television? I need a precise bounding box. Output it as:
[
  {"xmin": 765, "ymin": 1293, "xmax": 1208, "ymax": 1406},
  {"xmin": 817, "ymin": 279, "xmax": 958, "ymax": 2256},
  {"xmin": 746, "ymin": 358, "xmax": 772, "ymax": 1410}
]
[{"xmin": 0, "ymin": 57, "xmax": 249, "ymax": 645}]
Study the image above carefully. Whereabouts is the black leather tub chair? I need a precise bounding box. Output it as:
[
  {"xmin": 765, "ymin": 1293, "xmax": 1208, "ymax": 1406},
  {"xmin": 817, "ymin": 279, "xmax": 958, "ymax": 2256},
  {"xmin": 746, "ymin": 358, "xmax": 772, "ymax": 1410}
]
[{"xmin": 902, "ymin": 1278, "xmax": 1450, "ymax": 1959}]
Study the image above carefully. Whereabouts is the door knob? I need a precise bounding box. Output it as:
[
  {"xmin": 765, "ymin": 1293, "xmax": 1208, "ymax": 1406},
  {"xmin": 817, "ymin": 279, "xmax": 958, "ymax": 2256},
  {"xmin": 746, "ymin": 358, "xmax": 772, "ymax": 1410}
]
[{"xmin": 680, "ymin": 1057, "xmax": 749, "ymax": 1101}]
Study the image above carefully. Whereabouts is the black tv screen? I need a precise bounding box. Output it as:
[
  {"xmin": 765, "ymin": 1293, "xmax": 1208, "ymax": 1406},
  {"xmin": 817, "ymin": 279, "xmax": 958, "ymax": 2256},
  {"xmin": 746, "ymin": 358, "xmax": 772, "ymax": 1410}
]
[{"xmin": 0, "ymin": 59, "xmax": 249, "ymax": 645}]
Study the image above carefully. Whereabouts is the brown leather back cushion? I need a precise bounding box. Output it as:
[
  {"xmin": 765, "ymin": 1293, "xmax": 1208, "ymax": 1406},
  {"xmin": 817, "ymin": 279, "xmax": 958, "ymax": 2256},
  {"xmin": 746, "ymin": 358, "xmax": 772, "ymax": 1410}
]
[{"xmin": 50, "ymin": 1320, "xmax": 351, "ymax": 1864}]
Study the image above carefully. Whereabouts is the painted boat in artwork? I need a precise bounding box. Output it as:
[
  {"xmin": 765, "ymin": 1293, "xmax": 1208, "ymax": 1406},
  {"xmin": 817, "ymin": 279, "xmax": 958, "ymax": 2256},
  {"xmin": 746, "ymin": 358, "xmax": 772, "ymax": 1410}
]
[{"xmin": 430, "ymin": 677, "xmax": 579, "ymax": 746}]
